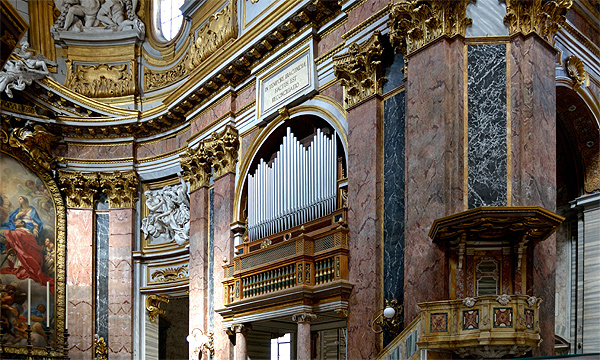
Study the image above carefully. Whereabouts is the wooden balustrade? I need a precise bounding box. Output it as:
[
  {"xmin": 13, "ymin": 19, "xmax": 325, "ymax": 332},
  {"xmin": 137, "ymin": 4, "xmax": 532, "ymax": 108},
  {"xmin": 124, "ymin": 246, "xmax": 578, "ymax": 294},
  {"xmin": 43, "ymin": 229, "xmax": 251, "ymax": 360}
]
[{"xmin": 223, "ymin": 209, "xmax": 349, "ymax": 305}]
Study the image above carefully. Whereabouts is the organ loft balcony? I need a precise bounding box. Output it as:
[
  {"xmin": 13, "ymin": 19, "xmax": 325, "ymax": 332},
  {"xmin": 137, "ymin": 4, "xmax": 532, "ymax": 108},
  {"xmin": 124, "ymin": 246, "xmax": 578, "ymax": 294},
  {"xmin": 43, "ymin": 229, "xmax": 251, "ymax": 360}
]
[{"xmin": 221, "ymin": 207, "xmax": 352, "ymax": 316}]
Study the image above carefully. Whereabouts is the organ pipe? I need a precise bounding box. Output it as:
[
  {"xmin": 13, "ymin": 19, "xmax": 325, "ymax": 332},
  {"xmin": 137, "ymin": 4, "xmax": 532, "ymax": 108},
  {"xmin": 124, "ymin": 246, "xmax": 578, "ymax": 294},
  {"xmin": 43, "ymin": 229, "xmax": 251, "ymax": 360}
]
[{"xmin": 247, "ymin": 127, "xmax": 338, "ymax": 241}]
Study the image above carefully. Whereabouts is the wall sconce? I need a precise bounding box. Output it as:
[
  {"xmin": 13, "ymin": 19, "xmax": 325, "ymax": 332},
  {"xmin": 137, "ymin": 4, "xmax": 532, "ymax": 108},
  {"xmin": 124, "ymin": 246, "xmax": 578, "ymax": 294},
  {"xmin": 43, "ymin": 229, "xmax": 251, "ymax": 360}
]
[
  {"xmin": 187, "ymin": 328, "xmax": 214, "ymax": 358},
  {"xmin": 371, "ymin": 298, "xmax": 403, "ymax": 336}
]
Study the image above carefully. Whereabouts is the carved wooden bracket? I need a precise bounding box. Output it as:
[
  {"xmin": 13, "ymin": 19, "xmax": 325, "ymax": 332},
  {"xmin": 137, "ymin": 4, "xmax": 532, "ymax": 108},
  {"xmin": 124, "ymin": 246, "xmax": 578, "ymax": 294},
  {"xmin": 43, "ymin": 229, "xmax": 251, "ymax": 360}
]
[{"xmin": 146, "ymin": 294, "xmax": 170, "ymax": 323}]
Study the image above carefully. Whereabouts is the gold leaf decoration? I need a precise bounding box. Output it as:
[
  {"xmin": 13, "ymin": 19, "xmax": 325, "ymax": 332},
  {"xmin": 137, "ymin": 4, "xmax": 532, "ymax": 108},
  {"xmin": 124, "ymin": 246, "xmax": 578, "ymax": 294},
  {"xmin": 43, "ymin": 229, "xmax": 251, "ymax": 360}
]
[
  {"xmin": 564, "ymin": 55, "xmax": 585, "ymax": 90},
  {"xmin": 65, "ymin": 60, "xmax": 137, "ymax": 98},
  {"xmin": 388, "ymin": 0, "xmax": 472, "ymax": 57},
  {"xmin": 504, "ymin": 0, "xmax": 572, "ymax": 45},
  {"xmin": 58, "ymin": 170, "xmax": 99, "ymax": 208},
  {"xmin": 333, "ymin": 31, "xmax": 386, "ymax": 108},
  {"xmin": 99, "ymin": 170, "xmax": 139, "ymax": 208},
  {"xmin": 151, "ymin": 265, "xmax": 189, "ymax": 283}
]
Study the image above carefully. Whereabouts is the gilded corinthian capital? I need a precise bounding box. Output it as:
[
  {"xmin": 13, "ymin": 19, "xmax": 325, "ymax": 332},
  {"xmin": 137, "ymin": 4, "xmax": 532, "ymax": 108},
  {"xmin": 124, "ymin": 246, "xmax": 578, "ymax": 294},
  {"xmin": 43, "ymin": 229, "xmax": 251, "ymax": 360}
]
[
  {"xmin": 504, "ymin": 0, "xmax": 572, "ymax": 45},
  {"xmin": 99, "ymin": 170, "xmax": 139, "ymax": 208},
  {"xmin": 388, "ymin": 0, "xmax": 472, "ymax": 56},
  {"xmin": 333, "ymin": 31, "xmax": 386, "ymax": 109},
  {"xmin": 208, "ymin": 125, "xmax": 239, "ymax": 179},
  {"xmin": 58, "ymin": 171, "xmax": 99, "ymax": 208},
  {"xmin": 180, "ymin": 144, "xmax": 212, "ymax": 192}
]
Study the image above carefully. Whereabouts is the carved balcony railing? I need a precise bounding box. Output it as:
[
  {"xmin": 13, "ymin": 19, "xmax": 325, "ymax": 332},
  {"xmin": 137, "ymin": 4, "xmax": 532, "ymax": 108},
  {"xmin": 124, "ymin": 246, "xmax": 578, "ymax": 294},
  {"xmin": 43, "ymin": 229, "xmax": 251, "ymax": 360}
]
[
  {"xmin": 417, "ymin": 294, "xmax": 542, "ymax": 359},
  {"xmin": 222, "ymin": 208, "xmax": 349, "ymax": 307}
]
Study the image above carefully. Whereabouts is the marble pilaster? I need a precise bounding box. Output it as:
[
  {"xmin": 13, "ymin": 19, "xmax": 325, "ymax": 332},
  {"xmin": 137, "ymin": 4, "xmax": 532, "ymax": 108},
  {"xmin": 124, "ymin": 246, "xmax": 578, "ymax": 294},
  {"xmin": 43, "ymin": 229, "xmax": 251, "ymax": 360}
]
[
  {"xmin": 188, "ymin": 186, "xmax": 210, "ymax": 359},
  {"xmin": 346, "ymin": 95, "xmax": 383, "ymax": 358},
  {"xmin": 66, "ymin": 208, "xmax": 94, "ymax": 359},
  {"xmin": 212, "ymin": 173, "xmax": 236, "ymax": 360},
  {"xmin": 292, "ymin": 313, "xmax": 316, "ymax": 360},
  {"xmin": 404, "ymin": 37, "xmax": 466, "ymax": 324},
  {"xmin": 509, "ymin": 34, "xmax": 557, "ymax": 356},
  {"xmin": 108, "ymin": 208, "xmax": 134, "ymax": 359}
]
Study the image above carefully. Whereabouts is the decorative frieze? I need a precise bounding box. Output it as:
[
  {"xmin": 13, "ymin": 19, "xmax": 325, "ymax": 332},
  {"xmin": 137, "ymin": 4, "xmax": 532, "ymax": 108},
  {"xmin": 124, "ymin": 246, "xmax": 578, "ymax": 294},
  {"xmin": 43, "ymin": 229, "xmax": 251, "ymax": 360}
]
[
  {"xmin": 388, "ymin": 0, "xmax": 472, "ymax": 57},
  {"xmin": 333, "ymin": 31, "xmax": 386, "ymax": 108},
  {"xmin": 180, "ymin": 125, "xmax": 240, "ymax": 191},
  {"xmin": 99, "ymin": 170, "xmax": 139, "ymax": 208},
  {"xmin": 504, "ymin": 0, "xmax": 572, "ymax": 45},
  {"xmin": 65, "ymin": 60, "xmax": 137, "ymax": 98},
  {"xmin": 150, "ymin": 265, "xmax": 189, "ymax": 283},
  {"xmin": 58, "ymin": 170, "xmax": 100, "ymax": 208}
]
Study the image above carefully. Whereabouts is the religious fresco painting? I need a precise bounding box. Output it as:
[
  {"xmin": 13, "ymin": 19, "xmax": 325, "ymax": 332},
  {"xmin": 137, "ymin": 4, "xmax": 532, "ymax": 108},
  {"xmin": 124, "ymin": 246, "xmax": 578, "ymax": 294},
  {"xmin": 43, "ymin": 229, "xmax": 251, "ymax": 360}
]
[{"xmin": 0, "ymin": 154, "xmax": 56, "ymax": 347}]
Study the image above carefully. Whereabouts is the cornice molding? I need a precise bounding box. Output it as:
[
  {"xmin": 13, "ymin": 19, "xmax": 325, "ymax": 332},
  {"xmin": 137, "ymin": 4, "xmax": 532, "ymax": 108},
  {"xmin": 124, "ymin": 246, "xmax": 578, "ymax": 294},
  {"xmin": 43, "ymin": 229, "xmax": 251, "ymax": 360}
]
[
  {"xmin": 504, "ymin": 0, "xmax": 573, "ymax": 46},
  {"xmin": 333, "ymin": 31, "xmax": 386, "ymax": 109},
  {"xmin": 388, "ymin": 0, "xmax": 472, "ymax": 57}
]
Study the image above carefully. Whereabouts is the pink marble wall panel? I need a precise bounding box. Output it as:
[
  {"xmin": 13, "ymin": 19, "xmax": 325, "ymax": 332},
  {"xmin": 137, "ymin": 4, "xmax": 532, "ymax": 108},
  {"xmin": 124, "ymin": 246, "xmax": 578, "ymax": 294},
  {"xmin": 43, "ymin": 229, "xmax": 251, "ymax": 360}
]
[
  {"xmin": 404, "ymin": 38, "xmax": 465, "ymax": 324},
  {"xmin": 465, "ymin": 257, "xmax": 474, "ymax": 297},
  {"xmin": 212, "ymin": 173, "xmax": 235, "ymax": 360},
  {"xmin": 136, "ymin": 129, "xmax": 190, "ymax": 159},
  {"xmin": 67, "ymin": 144, "xmax": 133, "ymax": 160},
  {"xmin": 567, "ymin": 10, "xmax": 600, "ymax": 52},
  {"xmin": 241, "ymin": 128, "xmax": 259, "ymax": 160},
  {"xmin": 108, "ymin": 208, "xmax": 134, "ymax": 359},
  {"xmin": 346, "ymin": 97, "xmax": 382, "ymax": 358},
  {"xmin": 502, "ymin": 253, "xmax": 512, "ymax": 294},
  {"xmin": 318, "ymin": 24, "xmax": 346, "ymax": 58},
  {"xmin": 345, "ymin": 0, "xmax": 389, "ymax": 33},
  {"xmin": 234, "ymin": 84, "xmax": 256, "ymax": 113},
  {"xmin": 509, "ymin": 34, "xmax": 557, "ymax": 356},
  {"xmin": 67, "ymin": 209, "xmax": 94, "ymax": 359},
  {"xmin": 320, "ymin": 84, "xmax": 344, "ymax": 110},
  {"xmin": 191, "ymin": 95, "xmax": 233, "ymax": 136},
  {"xmin": 189, "ymin": 187, "xmax": 210, "ymax": 359}
]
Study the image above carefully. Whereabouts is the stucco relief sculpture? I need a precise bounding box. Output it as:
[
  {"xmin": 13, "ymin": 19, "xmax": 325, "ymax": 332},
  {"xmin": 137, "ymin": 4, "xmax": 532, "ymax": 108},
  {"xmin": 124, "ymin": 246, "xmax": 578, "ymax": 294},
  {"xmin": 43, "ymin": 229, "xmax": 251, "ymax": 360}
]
[
  {"xmin": 51, "ymin": 0, "xmax": 144, "ymax": 38},
  {"xmin": 0, "ymin": 42, "xmax": 56, "ymax": 98},
  {"xmin": 141, "ymin": 175, "xmax": 190, "ymax": 246}
]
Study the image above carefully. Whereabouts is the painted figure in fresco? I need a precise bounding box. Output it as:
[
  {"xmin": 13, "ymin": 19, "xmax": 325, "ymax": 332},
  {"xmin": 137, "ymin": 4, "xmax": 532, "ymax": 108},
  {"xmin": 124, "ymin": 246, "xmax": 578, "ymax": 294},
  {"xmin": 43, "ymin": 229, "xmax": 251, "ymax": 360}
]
[
  {"xmin": 0, "ymin": 219, "xmax": 54, "ymax": 292},
  {"xmin": 43, "ymin": 238, "xmax": 55, "ymax": 275},
  {"xmin": 1, "ymin": 196, "xmax": 44, "ymax": 238}
]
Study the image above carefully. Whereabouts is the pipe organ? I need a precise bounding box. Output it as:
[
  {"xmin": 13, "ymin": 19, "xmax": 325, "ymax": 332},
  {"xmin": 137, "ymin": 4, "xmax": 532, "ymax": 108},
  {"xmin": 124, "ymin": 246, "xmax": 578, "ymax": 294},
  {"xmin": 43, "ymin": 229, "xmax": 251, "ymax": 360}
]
[{"xmin": 247, "ymin": 127, "xmax": 338, "ymax": 241}]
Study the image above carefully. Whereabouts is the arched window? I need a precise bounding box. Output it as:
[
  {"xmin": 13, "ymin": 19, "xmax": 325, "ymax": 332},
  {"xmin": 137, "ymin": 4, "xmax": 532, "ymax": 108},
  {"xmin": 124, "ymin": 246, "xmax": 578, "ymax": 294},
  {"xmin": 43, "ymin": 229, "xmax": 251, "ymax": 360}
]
[{"xmin": 159, "ymin": 0, "xmax": 185, "ymax": 41}]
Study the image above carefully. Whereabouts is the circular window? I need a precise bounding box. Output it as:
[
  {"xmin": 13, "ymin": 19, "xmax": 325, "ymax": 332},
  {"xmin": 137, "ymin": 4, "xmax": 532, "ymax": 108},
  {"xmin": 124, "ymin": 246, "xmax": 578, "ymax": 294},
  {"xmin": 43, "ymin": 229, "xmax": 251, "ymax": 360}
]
[{"xmin": 159, "ymin": 0, "xmax": 185, "ymax": 41}]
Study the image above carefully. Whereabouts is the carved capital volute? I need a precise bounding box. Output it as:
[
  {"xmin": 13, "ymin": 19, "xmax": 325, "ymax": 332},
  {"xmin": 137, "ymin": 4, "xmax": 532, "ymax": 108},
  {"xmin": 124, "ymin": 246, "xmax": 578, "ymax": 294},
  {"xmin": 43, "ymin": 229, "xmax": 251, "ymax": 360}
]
[
  {"xmin": 208, "ymin": 124, "xmax": 239, "ymax": 179},
  {"xmin": 58, "ymin": 170, "xmax": 99, "ymax": 208},
  {"xmin": 333, "ymin": 31, "xmax": 387, "ymax": 109},
  {"xmin": 230, "ymin": 323, "xmax": 252, "ymax": 335},
  {"xmin": 388, "ymin": 0, "xmax": 472, "ymax": 57},
  {"xmin": 99, "ymin": 170, "xmax": 139, "ymax": 208},
  {"xmin": 292, "ymin": 312, "xmax": 317, "ymax": 324},
  {"xmin": 180, "ymin": 144, "xmax": 212, "ymax": 192},
  {"xmin": 504, "ymin": 0, "xmax": 572, "ymax": 45}
]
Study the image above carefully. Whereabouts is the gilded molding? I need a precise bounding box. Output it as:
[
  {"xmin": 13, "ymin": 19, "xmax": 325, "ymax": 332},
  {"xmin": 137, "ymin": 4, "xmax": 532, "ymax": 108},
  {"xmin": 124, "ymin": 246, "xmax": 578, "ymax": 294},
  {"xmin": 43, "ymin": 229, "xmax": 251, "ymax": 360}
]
[
  {"xmin": 145, "ymin": 294, "xmax": 170, "ymax": 323},
  {"xmin": 504, "ymin": 0, "xmax": 572, "ymax": 45},
  {"xmin": 564, "ymin": 55, "xmax": 585, "ymax": 90},
  {"xmin": 388, "ymin": 0, "xmax": 472, "ymax": 56},
  {"xmin": 58, "ymin": 170, "xmax": 100, "ymax": 209},
  {"xmin": 65, "ymin": 60, "xmax": 137, "ymax": 98},
  {"xmin": 99, "ymin": 170, "xmax": 139, "ymax": 208},
  {"xmin": 333, "ymin": 31, "xmax": 386, "ymax": 108},
  {"xmin": 150, "ymin": 265, "xmax": 189, "ymax": 283},
  {"xmin": 186, "ymin": 3, "xmax": 237, "ymax": 70},
  {"xmin": 1, "ymin": 123, "xmax": 61, "ymax": 172}
]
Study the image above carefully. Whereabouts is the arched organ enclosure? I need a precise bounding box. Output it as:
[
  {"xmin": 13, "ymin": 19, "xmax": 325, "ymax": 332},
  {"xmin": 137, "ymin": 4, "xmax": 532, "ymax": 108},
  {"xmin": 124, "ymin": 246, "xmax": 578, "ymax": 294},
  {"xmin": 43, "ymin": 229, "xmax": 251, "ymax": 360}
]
[{"xmin": 244, "ymin": 117, "xmax": 347, "ymax": 242}]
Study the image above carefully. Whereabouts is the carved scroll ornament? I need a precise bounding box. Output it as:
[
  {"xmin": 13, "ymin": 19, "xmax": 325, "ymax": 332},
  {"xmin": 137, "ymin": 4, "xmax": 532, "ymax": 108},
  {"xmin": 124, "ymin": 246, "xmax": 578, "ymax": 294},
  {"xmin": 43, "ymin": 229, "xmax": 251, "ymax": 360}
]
[
  {"xmin": 65, "ymin": 61, "xmax": 137, "ymax": 98},
  {"xmin": 333, "ymin": 31, "xmax": 386, "ymax": 108},
  {"xmin": 564, "ymin": 55, "xmax": 585, "ymax": 90},
  {"xmin": 388, "ymin": 0, "xmax": 472, "ymax": 57},
  {"xmin": 146, "ymin": 294, "xmax": 169, "ymax": 323},
  {"xmin": 504, "ymin": 0, "xmax": 572, "ymax": 45}
]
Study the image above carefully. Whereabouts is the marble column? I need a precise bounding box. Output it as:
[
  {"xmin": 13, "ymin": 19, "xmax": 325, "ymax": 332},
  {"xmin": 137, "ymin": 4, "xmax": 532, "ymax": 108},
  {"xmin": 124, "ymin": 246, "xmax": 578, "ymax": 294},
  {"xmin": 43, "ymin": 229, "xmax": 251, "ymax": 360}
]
[
  {"xmin": 212, "ymin": 172, "xmax": 235, "ymax": 360},
  {"xmin": 292, "ymin": 313, "xmax": 316, "ymax": 360},
  {"xmin": 99, "ymin": 170, "xmax": 138, "ymax": 360},
  {"xmin": 232, "ymin": 323, "xmax": 251, "ymax": 360},
  {"xmin": 572, "ymin": 193, "xmax": 600, "ymax": 352},
  {"xmin": 66, "ymin": 208, "xmax": 94, "ymax": 360},
  {"xmin": 404, "ymin": 36, "xmax": 466, "ymax": 323},
  {"xmin": 188, "ymin": 186, "xmax": 210, "ymax": 359},
  {"xmin": 509, "ymin": 34, "xmax": 558, "ymax": 356}
]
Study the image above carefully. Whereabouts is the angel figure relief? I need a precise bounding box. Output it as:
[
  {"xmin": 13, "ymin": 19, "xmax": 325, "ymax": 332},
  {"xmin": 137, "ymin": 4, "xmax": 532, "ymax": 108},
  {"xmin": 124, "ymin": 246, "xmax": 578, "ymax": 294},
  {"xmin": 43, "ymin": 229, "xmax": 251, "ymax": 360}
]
[
  {"xmin": 0, "ymin": 42, "xmax": 56, "ymax": 98},
  {"xmin": 7, "ymin": 122, "xmax": 62, "ymax": 172}
]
